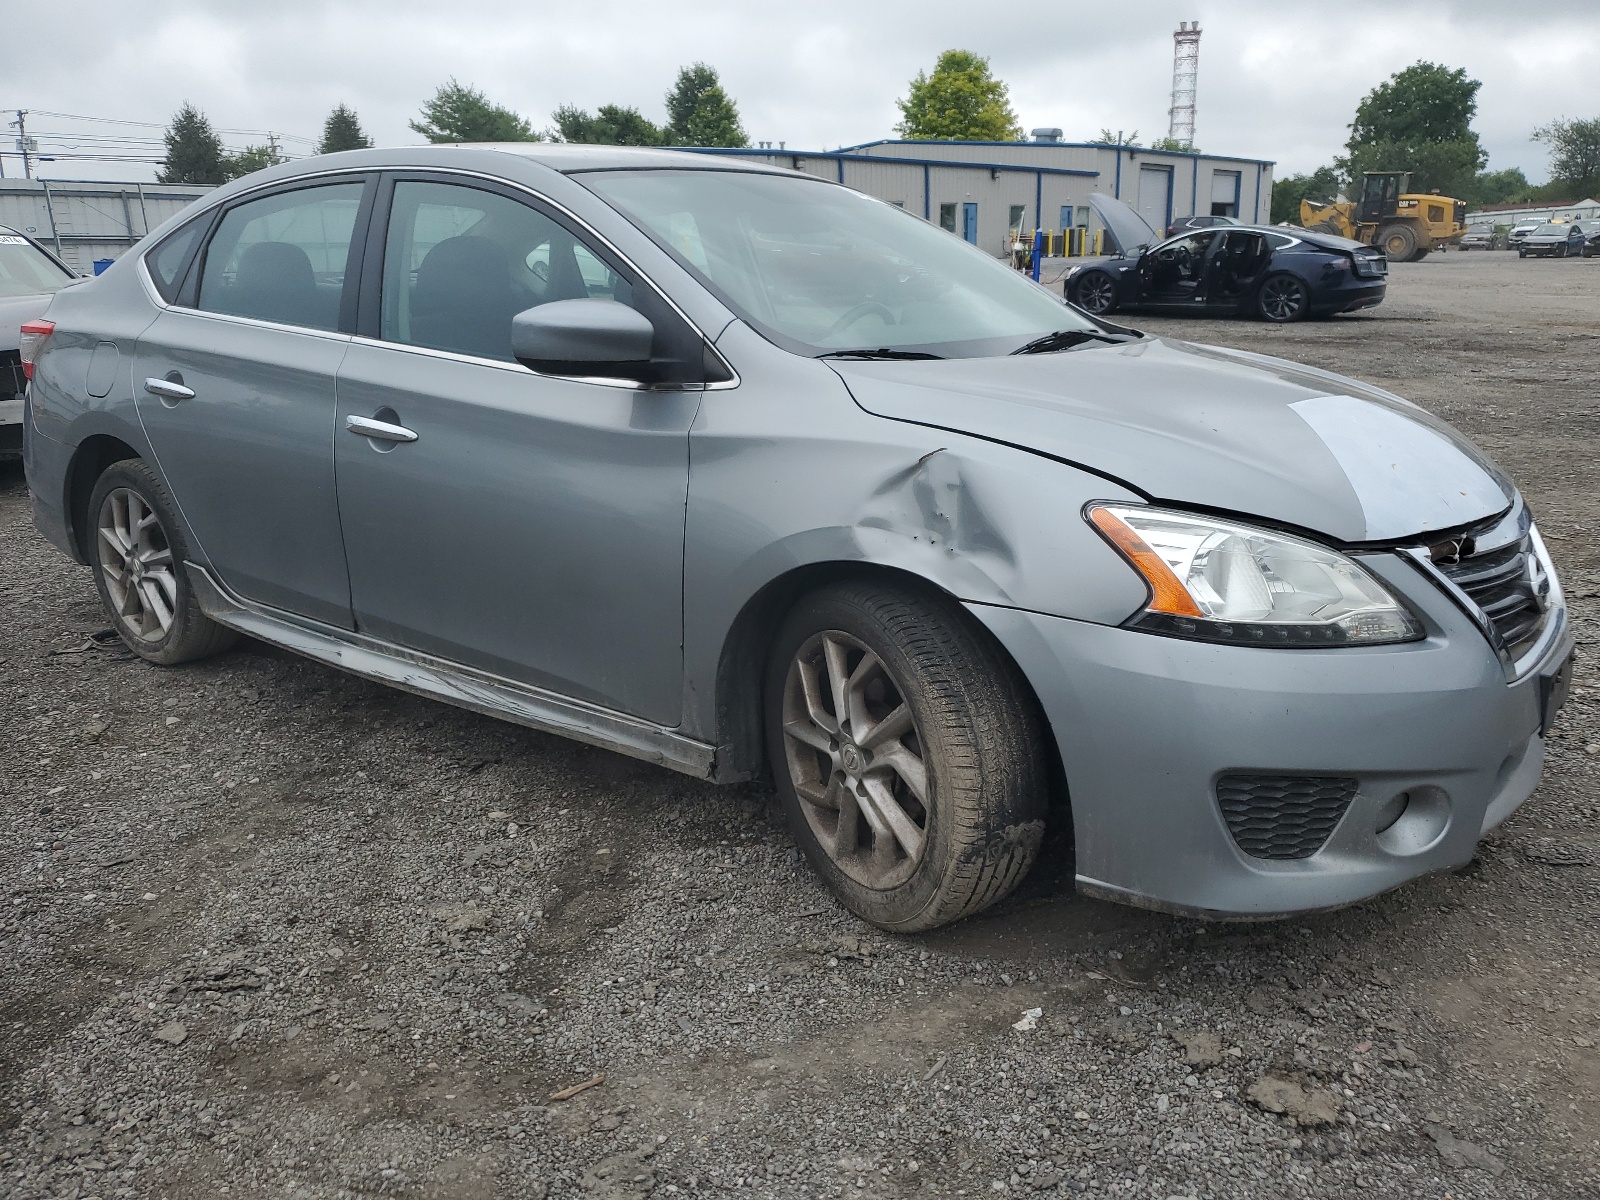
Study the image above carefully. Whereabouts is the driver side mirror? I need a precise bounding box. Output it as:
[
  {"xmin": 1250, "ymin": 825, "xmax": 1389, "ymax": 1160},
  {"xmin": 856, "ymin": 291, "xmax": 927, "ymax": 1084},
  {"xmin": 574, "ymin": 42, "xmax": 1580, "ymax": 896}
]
[{"xmin": 511, "ymin": 299, "xmax": 655, "ymax": 381}]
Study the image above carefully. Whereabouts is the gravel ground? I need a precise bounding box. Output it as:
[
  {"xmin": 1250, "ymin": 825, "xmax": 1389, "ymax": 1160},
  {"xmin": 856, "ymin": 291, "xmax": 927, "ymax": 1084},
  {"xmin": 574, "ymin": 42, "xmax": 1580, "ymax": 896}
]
[{"xmin": 2, "ymin": 250, "xmax": 1598, "ymax": 1200}]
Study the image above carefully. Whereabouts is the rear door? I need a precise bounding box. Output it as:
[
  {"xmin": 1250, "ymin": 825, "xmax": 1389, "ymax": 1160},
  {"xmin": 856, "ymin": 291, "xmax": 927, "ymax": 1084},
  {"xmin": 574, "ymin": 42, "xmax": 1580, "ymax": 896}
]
[
  {"xmin": 131, "ymin": 176, "xmax": 373, "ymax": 628},
  {"xmin": 331, "ymin": 174, "xmax": 699, "ymax": 724}
]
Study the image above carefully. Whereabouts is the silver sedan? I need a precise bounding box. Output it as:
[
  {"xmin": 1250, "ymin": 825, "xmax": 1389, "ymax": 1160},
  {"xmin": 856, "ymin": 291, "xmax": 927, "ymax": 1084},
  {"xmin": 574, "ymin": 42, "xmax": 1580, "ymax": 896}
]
[{"xmin": 21, "ymin": 145, "xmax": 1571, "ymax": 930}]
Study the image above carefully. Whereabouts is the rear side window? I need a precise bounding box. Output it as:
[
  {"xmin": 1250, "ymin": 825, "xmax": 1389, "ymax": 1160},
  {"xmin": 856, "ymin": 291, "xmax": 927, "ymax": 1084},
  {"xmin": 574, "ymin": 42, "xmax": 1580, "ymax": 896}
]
[
  {"xmin": 197, "ymin": 183, "xmax": 364, "ymax": 331},
  {"xmin": 145, "ymin": 217, "xmax": 207, "ymax": 303}
]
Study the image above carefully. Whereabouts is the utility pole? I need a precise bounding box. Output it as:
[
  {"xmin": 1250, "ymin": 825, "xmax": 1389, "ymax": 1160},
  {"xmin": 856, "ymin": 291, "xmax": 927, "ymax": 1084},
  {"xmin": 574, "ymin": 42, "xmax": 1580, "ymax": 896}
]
[
  {"xmin": 268, "ymin": 131, "xmax": 281, "ymax": 163},
  {"xmin": 11, "ymin": 109, "xmax": 33, "ymax": 179}
]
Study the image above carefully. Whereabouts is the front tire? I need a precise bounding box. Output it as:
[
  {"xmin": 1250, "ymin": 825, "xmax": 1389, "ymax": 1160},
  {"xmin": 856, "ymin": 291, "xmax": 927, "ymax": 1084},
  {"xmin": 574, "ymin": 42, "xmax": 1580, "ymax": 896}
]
[
  {"xmin": 88, "ymin": 459, "xmax": 238, "ymax": 665},
  {"xmin": 764, "ymin": 582, "xmax": 1049, "ymax": 932},
  {"xmin": 1256, "ymin": 273, "xmax": 1310, "ymax": 323},
  {"xmin": 1377, "ymin": 223, "xmax": 1418, "ymax": 261},
  {"xmin": 1069, "ymin": 271, "xmax": 1118, "ymax": 316}
]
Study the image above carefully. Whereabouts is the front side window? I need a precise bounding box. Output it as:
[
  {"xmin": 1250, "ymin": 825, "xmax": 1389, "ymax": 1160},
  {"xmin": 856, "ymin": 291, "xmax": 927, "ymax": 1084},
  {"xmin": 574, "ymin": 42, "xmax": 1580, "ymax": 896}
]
[
  {"xmin": 584, "ymin": 170, "xmax": 1094, "ymax": 358},
  {"xmin": 0, "ymin": 232, "xmax": 74, "ymax": 299},
  {"xmin": 380, "ymin": 180, "xmax": 636, "ymax": 363},
  {"xmin": 197, "ymin": 182, "xmax": 364, "ymax": 331}
]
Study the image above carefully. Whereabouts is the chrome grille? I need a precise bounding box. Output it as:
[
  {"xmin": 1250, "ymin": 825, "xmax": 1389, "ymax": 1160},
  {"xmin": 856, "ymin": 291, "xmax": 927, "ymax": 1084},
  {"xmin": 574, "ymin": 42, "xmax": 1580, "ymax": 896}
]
[{"xmin": 1433, "ymin": 533, "xmax": 1547, "ymax": 660}]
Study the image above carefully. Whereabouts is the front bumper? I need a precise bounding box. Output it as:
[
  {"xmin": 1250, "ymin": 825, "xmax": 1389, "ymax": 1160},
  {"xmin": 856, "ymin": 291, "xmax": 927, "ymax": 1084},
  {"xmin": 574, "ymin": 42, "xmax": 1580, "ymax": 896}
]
[{"xmin": 968, "ymin": 554, "xmax": 1571, "ymax": 918}]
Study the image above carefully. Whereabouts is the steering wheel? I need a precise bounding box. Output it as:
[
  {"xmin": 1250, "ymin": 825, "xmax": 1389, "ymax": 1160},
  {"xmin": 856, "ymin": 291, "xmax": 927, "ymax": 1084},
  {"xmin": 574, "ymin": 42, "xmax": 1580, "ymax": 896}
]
[{"xmin": 826, "ymin": 302, "xmax": 896, "ymax": 338}]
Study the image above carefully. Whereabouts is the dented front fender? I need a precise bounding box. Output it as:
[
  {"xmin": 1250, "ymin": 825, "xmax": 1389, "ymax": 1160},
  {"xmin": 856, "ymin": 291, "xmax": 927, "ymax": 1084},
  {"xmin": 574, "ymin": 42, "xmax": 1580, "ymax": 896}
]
[{"xmin": 681, "ymin": 321, "xmax": 1150, "ymax": 744}]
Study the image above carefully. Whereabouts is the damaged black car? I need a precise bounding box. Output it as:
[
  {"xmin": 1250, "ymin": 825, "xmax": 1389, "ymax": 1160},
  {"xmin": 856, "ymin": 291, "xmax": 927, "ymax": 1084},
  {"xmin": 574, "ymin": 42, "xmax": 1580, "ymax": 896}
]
[{"xmin": 1063, "ymin": 195, "xmax": 1389, "ymax": 323}]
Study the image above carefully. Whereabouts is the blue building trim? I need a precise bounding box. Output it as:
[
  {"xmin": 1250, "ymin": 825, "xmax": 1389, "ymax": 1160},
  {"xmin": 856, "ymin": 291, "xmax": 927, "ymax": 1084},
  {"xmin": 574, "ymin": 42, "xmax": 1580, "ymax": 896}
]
[
  {"xmin": 838, "ymin": 137, "xmax": 1276, "ymax": 168},
  {"xmin": 1254, "ymin": 165, "xmax": 1262, "ymax": 223},
  {"xmin": 1114, "ymin": 151, "xmax": 1122, "ymax": 199},
  {"xmin": 675, "ymin": 146, "xmax": 1097, "ymax": 179},
  {"xmin": 923, "ymin": 163, "xmax": 930, "ymax": 220},
  {"xmin": 1191, "ymin": 157, "xmax": 1199, "ymax": 218},
  {"xmin": 837, "ymin": 158, "xmax": 845, "ymax": 183}
]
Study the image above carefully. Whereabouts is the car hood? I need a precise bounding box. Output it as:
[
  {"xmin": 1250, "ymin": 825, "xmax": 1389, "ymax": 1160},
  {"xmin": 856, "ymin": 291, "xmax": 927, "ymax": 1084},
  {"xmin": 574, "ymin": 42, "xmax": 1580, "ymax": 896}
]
[
  {"xmin": 832, "ymin": 337, "xmax": 1514, "ymax": 544},
  {"xmin": 1090, "ymin": 193, "xmax": 1160, "ymax": 256},
  {"xmin": 0, "ymin": 292, "xmax": 57, "ymax": 351}
]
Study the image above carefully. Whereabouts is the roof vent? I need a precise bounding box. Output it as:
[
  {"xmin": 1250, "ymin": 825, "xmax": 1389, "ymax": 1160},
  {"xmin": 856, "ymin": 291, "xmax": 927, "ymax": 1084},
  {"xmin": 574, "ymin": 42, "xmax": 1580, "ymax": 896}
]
[{"xmin": 1031, "ymin": 128, "xmax": 1064, "ymax": 143}]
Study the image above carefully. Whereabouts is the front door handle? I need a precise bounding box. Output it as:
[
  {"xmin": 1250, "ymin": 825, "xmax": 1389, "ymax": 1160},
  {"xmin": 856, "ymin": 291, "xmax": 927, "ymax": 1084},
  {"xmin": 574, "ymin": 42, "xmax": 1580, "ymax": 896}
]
[
  {"xmin": 345, "ymin": 414, "xmax": 418, "ymax": 443},
  {"xmin": 144, "ymin": 377, "xmax": 195, "ymax": 401}
]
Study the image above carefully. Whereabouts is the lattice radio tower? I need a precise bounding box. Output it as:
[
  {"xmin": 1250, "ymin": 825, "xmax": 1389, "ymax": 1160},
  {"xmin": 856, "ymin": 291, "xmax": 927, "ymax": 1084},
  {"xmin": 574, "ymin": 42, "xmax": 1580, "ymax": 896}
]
[{"xmin": 1168, "ymin": 21, "xmax": 1202, "ymax": 148}]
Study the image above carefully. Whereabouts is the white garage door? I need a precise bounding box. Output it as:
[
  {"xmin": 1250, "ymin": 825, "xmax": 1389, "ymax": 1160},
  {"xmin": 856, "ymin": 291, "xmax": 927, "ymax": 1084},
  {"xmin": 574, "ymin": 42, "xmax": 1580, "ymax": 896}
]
[
  {"xmin": 1138, "ymin": 167, "xmax": 1171, "ymax": 234},
  {"xmin": 1211, "ymin": 170, "xmax": 1241, "ymax": 217}
]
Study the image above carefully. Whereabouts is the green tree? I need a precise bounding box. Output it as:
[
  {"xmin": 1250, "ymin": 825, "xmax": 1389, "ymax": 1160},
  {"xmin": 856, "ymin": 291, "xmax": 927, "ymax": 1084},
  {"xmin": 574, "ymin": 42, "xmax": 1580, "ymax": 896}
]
[
  {"xmin": 157, "ymin": 103, "xmax": 227, "ymax": 185},
  {"xmin": 1272, "ymin": 165, "xmax": 1343, "ymax": 225},
  {"xmin": 221, "ymin": 143, "xmax": 286, "ymax": 181},
  {"xmin": 1468, "ymin": 167, "xmax": 1531, "ymax": 206},
  {"xmin": 410, "ymin": 80, "xmax": 537, "ymax": 143},
  {"xmin": 552, "ymin": 103, "xmax": 665, "ymax": 146},
  {"xmin": 1337, "ymin": 62, "xmax": 1486, "ymax": 198},
  {"xmin": 664, "ymin": 64, "xmax": 748, "ymax": 147},
  {"xmin": 1533, "ymin": 117, "xmax": 1600, "ymax": 199},
  {"xmin": 318, "ymin": 104, "xmax": 373, "ymax": 154},
  {"xmin": 896, "ymin": 50, "xmax": 1021, "ymax": 141},
  {"xmin": 1096, "ymin": 129, "xmax": 1141, "ymax": 147},
  {"xmin": 1149, "ymin": 136, "xmax": 1194, "ymax": 153}
]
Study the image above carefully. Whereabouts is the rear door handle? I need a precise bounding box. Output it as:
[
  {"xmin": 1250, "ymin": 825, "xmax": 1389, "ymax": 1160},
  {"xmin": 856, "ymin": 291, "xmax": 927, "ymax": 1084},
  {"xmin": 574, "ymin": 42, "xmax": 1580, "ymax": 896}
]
[
  {"xmin": 345, "ymin": 414, "xmax": 418, "ymax": 443},
  {"xmin": 143, "ymin": 377, "xmax": 195, "ymax": 401}
]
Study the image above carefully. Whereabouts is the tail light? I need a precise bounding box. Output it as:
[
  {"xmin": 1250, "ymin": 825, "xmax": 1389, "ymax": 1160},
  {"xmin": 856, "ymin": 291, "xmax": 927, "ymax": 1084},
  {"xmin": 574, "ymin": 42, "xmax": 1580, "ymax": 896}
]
[{"xmin": 19, "ymin": 319, "xmax": 55, "ymax": 380}]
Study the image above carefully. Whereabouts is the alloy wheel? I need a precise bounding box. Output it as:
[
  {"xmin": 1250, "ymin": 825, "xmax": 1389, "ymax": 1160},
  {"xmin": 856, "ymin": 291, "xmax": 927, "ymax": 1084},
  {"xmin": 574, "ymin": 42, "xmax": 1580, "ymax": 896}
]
[
  {"xmin": 96, "ymin": 487, "xmax": 179, "ymax": 643},
  {"xmin": 1260, "ymin": 277, "xmax": 1306, "ymax": 322},
  {"xmin": 781, "ymin": 631, "xmax": 930, "ymax": 890},
  {"xmin": 1076, "ymin": 274, "xmax": 1114, "ymax": 314}
]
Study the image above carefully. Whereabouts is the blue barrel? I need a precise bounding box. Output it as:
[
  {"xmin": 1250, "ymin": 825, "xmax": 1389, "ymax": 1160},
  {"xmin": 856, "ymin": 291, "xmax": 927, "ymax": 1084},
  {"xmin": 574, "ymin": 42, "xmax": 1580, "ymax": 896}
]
[{"xmin": 92, "ymin": 259, "xmax": 115, "ymax": 275}]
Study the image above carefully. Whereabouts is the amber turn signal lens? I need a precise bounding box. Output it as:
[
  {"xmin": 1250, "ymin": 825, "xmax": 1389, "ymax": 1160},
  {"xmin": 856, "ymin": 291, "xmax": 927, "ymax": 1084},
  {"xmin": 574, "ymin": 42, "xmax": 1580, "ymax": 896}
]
[{"xmin": 1088, "ymin": 506, "xmax": 1204, "ymax": 617}]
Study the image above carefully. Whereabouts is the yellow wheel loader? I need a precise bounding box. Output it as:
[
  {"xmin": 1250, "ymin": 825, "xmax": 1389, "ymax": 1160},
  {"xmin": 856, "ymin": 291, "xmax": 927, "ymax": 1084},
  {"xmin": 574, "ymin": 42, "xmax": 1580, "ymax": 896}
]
[{"xmin": 1299, "ymin": 171, "xmax": 1467, "ymax": 262}]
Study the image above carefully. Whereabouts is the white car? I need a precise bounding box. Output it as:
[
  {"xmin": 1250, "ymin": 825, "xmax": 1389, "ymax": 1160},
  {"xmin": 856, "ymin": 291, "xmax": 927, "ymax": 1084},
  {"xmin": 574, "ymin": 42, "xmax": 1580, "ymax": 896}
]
[{"xmin": 0, "ymin": 225, "xmax": 79, "ymax": 450}]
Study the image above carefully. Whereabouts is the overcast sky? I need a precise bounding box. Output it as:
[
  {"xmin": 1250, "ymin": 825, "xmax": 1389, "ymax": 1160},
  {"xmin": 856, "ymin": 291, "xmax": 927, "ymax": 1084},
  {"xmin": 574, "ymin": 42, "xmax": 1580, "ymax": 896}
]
[{"xmin": 3, "ymin": 0, "xmax": 1595, "ymax": 185}]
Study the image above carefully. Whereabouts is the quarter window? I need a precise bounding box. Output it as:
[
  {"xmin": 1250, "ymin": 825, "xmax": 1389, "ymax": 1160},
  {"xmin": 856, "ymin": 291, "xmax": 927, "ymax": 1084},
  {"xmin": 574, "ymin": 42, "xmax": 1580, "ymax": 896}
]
[
  {"xmin": 380, "ymin": 181, "xmax": 635, "ymax": 363},
  {"xmin": 197, "ymin": 183, "xmax": 364, "ymax": 330},
  {"xmin": 146, "ymin": 217, "xmax": 206, "ymax": 302}
]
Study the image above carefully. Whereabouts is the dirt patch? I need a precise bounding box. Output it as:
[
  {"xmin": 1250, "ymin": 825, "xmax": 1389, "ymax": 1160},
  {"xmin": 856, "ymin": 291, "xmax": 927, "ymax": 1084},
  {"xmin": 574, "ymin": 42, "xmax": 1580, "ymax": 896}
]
[{"xmin": 3, "ymin": 252, "xmax": 1599, "ymax": 1198}]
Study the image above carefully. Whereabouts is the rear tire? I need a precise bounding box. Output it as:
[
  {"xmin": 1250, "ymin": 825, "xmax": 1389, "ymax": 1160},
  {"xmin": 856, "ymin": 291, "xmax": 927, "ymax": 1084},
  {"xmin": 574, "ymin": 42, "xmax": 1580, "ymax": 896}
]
[
  {"xmin": 1376, "ymin": 223, "xmax": 1418, "ymax": 261},
  {"xmin": 1069, "ymin": 271, "xmax": 1118, "ymax": 315},
  {"xmin": 1256, "ymin": 273, "xmax": 1310, "ymax": 323},
  {"xmin": 88, "ymin": 459, "xmax": 238, "ymax": 666},
  {"xmin": 764, "ymin": 581, "xmax": 1049, "ymax": 932}
]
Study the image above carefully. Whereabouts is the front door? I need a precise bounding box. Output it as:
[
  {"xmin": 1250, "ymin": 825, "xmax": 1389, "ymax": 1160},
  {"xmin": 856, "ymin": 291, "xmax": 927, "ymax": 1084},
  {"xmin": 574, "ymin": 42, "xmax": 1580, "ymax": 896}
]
[
  {"xmin": 1138, "ymin": 230, "xmax": 1218, "ymax": 307},
  {"xmin": 962, "ymin": 202, "xmax": 978, "ymax": 244},
  {"xmin": 332, "ymin": 176, "xmax": 697, "ymax": 725},
  {"xmin": 131, "ymin": 178, "xmax": 371, "ymax": 627}
]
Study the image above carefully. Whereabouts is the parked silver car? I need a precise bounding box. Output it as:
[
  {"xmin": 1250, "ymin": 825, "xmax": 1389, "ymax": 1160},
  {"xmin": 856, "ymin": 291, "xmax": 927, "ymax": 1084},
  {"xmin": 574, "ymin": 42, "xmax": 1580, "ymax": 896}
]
[
  {"xmin": 21, "ymin": 146, "xmax": 1572, "ymax": 930},
  {"xmin": 1, "ymin": 224, "xmax": 78, "ymax": 450}
]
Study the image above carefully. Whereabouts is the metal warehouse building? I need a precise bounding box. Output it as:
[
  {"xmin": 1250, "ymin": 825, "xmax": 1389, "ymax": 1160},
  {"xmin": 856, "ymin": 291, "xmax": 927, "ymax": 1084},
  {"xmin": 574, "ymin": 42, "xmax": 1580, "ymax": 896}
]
[
  {"xmin": 693, "ymin": 138, "xmax": 1275, "ymax": 257},
  {"xmin": 0, "ymin": 179, "xmax": 211, "ymax": 274}
]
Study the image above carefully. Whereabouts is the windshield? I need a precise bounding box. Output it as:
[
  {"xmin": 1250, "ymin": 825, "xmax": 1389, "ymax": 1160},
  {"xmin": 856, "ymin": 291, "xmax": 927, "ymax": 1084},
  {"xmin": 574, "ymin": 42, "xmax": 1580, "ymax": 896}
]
[
  {"xmin": 1534, "ymin": 224, "xmax": 1563, "ymax": 234},
  {"xmin": 581, "ymin": 170, "xmax": 1095, "ymax": 358},
  {"xmin": 0, "ymin": 234, "xmax": 74, "ymax": 299}
]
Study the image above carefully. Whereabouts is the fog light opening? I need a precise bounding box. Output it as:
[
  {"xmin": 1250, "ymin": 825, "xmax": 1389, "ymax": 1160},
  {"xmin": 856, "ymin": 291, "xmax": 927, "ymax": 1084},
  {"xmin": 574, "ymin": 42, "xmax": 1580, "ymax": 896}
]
[
  {"xmin": 1374, "ymin": 785, "xmax": 1452, "ymax": 856},
  {"xmin": 1374, "ymin": 791, "xmax": 1410, "ymax": 835}
]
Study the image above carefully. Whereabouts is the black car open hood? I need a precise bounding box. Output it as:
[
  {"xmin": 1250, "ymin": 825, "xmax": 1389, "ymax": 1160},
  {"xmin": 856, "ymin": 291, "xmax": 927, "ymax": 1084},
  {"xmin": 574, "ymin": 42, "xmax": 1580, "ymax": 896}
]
[{"xmin": 832, "ymin": 337, "xmax": 1514, "ymax": 544}]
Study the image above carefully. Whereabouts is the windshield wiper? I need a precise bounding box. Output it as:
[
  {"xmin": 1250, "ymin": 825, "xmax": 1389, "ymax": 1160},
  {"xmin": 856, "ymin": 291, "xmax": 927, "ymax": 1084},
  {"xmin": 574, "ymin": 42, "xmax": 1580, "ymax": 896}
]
[
  {"xmin": 817, "ymin": 348, "xmax": 944, "ymax": 361},
  {"xmin": 1010, "ymin": 329, "xmax": 1140, "ymax": 356}
]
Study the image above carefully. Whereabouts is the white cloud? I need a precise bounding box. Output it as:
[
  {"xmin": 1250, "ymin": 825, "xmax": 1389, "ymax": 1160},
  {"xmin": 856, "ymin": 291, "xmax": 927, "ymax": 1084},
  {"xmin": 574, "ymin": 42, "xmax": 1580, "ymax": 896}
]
[{"xmin": 4, "ymin": 0, "xmax": 1593, "ymax": 186}]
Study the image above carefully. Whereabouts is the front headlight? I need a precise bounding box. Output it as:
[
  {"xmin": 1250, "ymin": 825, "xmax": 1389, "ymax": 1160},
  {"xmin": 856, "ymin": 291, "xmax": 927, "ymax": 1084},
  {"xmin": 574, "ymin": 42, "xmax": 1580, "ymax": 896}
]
[{"xmin": 1087, "ymin": 504, "xmax": 1424, "ymax": 647}]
